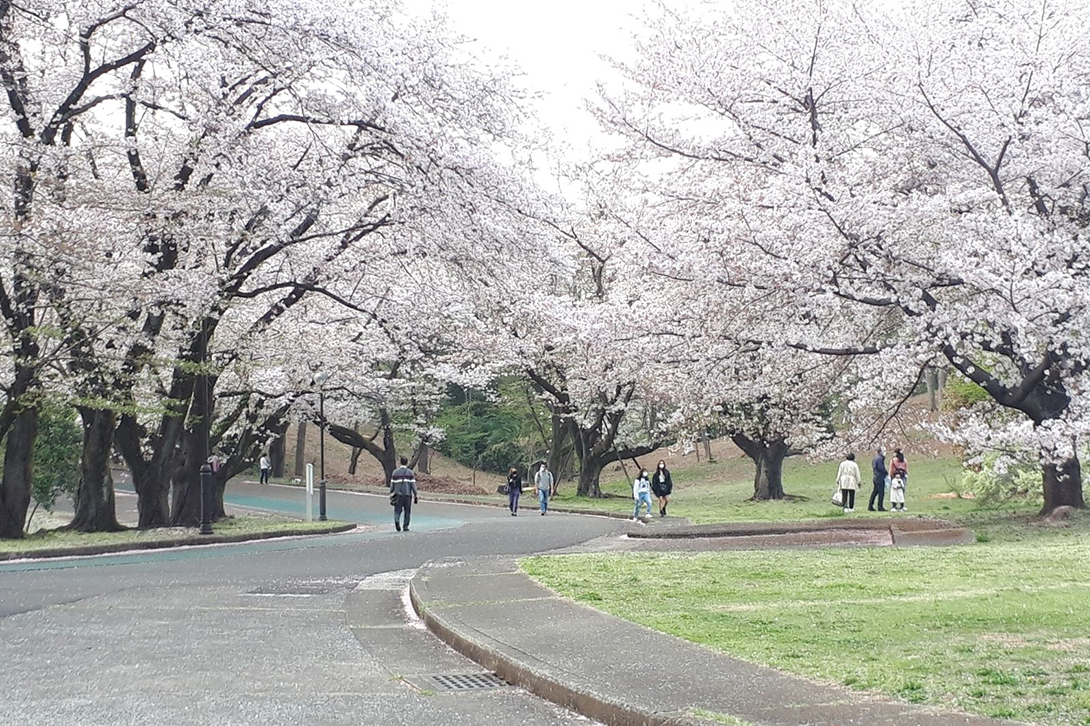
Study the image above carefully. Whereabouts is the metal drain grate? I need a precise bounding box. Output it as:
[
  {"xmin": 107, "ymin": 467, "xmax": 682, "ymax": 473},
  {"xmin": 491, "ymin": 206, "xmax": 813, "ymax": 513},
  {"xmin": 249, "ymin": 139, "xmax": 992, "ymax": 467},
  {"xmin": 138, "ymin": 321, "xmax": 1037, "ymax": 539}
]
[{"xmin": 406, "ymin": 672, "xmax": 508, "ymax": 692}]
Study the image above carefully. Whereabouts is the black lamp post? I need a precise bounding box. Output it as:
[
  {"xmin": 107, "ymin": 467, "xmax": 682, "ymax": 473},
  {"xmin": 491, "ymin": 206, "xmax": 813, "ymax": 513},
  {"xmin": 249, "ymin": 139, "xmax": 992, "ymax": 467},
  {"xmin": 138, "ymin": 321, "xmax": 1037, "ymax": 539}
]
[
  {"xmin": 199, "ymin": 322, "xmax": 213, "ymax": 535},
  {"xmin": 314, "ymin": 371, "xmax": 329, "ymax": 521}
]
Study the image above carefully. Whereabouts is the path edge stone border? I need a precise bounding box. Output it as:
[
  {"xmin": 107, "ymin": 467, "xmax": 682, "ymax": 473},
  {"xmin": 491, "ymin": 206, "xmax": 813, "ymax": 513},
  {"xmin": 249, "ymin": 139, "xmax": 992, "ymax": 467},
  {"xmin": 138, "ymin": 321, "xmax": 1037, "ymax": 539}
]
[
  {"xmin": 0, "ymin": 521, "xmax": 358, "ymax": 562},
  {"xmin": 409, "ymin": 565, "xmax": 716, "ymax": 726},
  {"xmin": 628, "ymin": 518, "xmax": 976, "ymax": 547}
]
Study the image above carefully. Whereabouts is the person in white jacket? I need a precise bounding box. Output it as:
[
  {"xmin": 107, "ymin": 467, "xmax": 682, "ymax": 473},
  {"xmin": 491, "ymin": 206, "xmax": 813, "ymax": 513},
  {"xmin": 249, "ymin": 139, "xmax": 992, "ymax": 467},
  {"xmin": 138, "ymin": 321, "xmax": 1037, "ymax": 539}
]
[
  {"xmin": 632, "ymin": 469, "xmax": 653, "ymax": 522},
  {"xmin": 836, "ymin": 453, "xmax": 862, "ymax": 513},
  {"xmin": 259, "ymin": 453, "xmax": 271, "ymax": 485}
]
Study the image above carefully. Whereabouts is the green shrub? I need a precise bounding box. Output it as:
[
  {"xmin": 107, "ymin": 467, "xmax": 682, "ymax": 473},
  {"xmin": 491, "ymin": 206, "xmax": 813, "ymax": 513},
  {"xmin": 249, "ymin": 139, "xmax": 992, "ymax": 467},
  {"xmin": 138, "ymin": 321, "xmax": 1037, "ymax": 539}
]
[
  {"xmin": 943, "ymin": 375, "xmax": 992, "ymax": 410},
  {"xmin": 961, "ymin": 454, "xmax": 1040, "ymax": 506},
  {"xmin": 31, "ymin": 402, "xmax": 81, "ymax": 512}
]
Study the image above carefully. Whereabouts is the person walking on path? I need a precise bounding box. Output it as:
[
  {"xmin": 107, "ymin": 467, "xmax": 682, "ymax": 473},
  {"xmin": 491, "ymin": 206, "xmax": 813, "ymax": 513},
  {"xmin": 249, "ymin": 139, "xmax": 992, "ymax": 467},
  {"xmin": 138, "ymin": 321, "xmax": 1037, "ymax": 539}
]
[
  {"xmin": 534, "ymin": 463, "xmax": 553, "ymax": 516},
  {"xmin": 869, "ymin": 447, "xmax": 888, "ymax": 512},
  {"xmin": 890, "ymin": 448, "xmax": 908, "ymax": 495},
  {"xmin": 651, "ymin": 460, "xmax": 673, "ymax": 517},
  {"xmin": 836, "ymin": 453, "xmax": 862, "ymax": 513},
  {"xmin": 390, "ymin": 457, "xmax": 418, "ymax": 532},
  {"xmin": 259, "ymin": 453, "xmax": 271, "ymax": 485},
  {"xmin": 506, "ymin": 466, "xmax": 523, "ymax": 516},
  {"xmin": 632, "ymin": 469, "xmax": 653, "ymax": 522}
]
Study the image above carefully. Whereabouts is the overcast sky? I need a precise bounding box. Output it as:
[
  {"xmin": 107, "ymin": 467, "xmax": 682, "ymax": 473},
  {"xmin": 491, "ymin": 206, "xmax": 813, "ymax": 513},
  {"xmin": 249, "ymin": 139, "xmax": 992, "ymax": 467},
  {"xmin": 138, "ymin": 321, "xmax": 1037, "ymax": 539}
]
[{"xmin": 407, "ymin": 0, "xmax": 646, "ymax": 157}]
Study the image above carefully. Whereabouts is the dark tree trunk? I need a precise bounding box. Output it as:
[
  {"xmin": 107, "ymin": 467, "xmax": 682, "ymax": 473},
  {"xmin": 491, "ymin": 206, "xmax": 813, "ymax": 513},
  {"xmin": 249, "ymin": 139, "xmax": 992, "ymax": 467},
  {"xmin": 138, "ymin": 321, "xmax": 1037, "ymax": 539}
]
[
  {"xmin": 171, "ymin": 354, "xmax": 213, "ymax": 527},
  {"xmin": 348, "ymin": 445, "xmax": 363, "ymax": 476},
  {"xmin": 270, "ymin": 434, "xmax": 286, "ymax": 478},
  {"xmin": 115, "ymin": 418, "xmax": 171, "ymax": 529},
  {"xmin": 925, "ymin": 369, "xmax": 937, "ymax": 412},
  {"xmin": 1041, "ymin": 455, "xmax": 1084, "ymax": 515},
  {"xmin": 0, "ymin": 406, "xmax": 38, "ymax": 539},
  {"xmin": 577, "ymin": 457, "xmax": 605, "ymax": 498},
  {"xmin": 347, "ymin": 422, "xmax": 362, "ymax": 476},
  {"xmin": 409, "ymin": 440, "xmax": 430, "ymax": 475},
  {"xmin": 69, "ymin": 408, "xmax": 122, "ymax": 532},
  {"xmin": 546, "ymin": 412, "xmax": 570, "ymax": 482},
  {"xmin": 170, "ymin": 427, "xmax": 203, "ymax": 527},
  {"xmin": 114, "ymin": 330, "xmax": 204, "ymax": 528},
  {"xmin": 733, "ymin": 434, "xmax": 789, "ymax": 501},
  {"xmin": 293, "ymin": 421, "xmax": 308, "ymax": 478},
  {"xmin": 328, "ymin": 415, "xmax": 397, "ymax": 486}
]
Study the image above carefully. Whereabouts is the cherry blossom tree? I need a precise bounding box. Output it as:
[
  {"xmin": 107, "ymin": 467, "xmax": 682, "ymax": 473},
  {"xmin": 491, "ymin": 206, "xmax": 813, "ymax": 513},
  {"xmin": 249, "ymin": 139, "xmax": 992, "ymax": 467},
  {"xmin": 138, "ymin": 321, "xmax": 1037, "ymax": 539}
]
[
  {"xmin": 1, "ymin": 0, "xmax": 550, "ymax": 534},
  {"xmin": 596, "ymin": 0, "xmax": 1089, "ymax": 514}
]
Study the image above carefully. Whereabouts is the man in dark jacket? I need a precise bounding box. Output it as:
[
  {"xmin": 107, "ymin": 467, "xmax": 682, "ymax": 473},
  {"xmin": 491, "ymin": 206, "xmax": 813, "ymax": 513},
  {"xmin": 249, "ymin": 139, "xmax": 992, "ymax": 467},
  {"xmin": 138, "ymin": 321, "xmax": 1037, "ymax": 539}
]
[
  {"xmin": 506, "ymin": 466, "xmax": 523, "ymax": 516},
  {"xmin": 869, "ymin": 447, "xmax": 888, "ymax": 512},
  {"xmin": 390, "ymin": 457, "xmax": 418, "ymax": 531}
]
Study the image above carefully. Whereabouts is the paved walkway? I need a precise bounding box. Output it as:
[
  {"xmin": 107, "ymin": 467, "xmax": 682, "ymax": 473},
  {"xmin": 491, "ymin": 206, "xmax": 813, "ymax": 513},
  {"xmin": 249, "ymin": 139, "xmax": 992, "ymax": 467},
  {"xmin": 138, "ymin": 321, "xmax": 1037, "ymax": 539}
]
[
  {"xmin": 0, "ymin": 481, "xmax": 623, "ymax": 724},
  {"xmin": 410, "ymin": 557, "xmax": 1015, "ymax": 726}
]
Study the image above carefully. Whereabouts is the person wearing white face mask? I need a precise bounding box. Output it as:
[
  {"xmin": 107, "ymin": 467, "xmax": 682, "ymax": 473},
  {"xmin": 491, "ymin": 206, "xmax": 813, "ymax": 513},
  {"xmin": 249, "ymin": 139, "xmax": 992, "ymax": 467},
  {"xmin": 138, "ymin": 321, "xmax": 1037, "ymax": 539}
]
[
  {"xmin": 534, "ymin": 463, "xmax": 554, "ymax": 516},
  {"xmin": 632, "ymin": 469, "xmax": 653, "ymax": 522},
  {"xmin": 651, "ymin": 459, "xmax": 673, "ymax": 517}
]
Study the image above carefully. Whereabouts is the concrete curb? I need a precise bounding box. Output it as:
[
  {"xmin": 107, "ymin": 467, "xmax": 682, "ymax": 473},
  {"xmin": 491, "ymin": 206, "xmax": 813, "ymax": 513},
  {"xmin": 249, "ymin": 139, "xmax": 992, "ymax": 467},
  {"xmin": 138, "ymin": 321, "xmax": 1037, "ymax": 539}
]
[
  {"xmin": 0, "ymin": 521, "xmax": 358, "ymax": 562},
  {"xmin": 409, "ymin": 568, "xmax": 713, "ymax": 726},
  {"xmin": 629, "ymin": 517, "xmax": 976, "ymax": 547},
  {"xmin": 889, "ymin": 524, "xmax": 976, "ymax": 546}
]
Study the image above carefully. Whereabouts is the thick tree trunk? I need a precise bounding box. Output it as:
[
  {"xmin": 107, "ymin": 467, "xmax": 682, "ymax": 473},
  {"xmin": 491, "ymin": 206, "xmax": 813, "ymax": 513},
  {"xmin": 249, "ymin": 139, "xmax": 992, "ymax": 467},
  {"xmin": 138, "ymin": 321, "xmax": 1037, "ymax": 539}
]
[
  {"xmin": 171, "ymin": 430, "xmax": 203, "ymax": 528},
  {"xmin": 69, "ymin": 408, "xmax": 122, "ymax": 532},
  {"xmin": 293, "ymin": 421, "xmax": 308, "ymax": 478},
  {"xmin": 1041, "ymin": 455, "xmax": 1084, "ymax": 515},
  {"xmin": 171, "ymin": 359, "xmax": 213, "ymax": 527},
  {"xmin": 127, "ymin": 462, "xmax": 171, "ymax": 528},
  {"xmin": 114, "ymin": 331, "xmax": 202, "ymax": 528},
  {"xmin": 926, "ymin": 369, "xmax": 938, "ymax": 412},
  {"xmin": 753, "ymin": 446, "xmax": 787, "ymax": 500},
  {"xmin": 576, "ymin": 457, "xmax": 605, "ymax": 498},
  {"xmin": 0, "ymin": 406, "xmax": 38, "ymax": 539},
  {"xmin": 270, "ymin": 434, "xmax": 286, "ymax": 478},
  {"xmin": 733, "ymin": 434, "xmax": 788, "ymax": 501}
]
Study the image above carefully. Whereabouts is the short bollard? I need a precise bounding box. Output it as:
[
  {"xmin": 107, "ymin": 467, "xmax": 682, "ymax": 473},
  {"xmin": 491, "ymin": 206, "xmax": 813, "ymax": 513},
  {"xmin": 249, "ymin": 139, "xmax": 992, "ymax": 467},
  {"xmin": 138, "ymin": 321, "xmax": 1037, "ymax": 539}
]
[
  {"xmin": 199, "ymin": 462, "xmax": 214, "ymax": 535},
  {"xmin": 319, "ymin": 479, "xmax": 327, "ymax": 521}
]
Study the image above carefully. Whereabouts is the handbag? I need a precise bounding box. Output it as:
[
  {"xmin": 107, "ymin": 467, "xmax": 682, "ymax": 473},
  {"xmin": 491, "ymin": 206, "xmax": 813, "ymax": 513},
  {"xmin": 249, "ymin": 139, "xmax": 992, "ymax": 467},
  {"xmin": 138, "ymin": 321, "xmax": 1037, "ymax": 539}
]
[
  {"xmin": 831, "ymin": 484, "xmax": 843, "ymax": 507},
  {"xmin": 389, "ymin": 491, "xmax": 397, "ymax": 506}
]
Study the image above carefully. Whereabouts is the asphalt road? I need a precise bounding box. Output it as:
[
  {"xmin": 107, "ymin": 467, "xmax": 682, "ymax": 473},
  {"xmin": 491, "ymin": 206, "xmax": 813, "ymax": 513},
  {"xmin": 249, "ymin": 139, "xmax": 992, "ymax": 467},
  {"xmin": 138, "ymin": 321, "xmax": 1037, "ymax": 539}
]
[{"xmin": 0, "ymin": 480, "xmax": 623, "ymax": 725}]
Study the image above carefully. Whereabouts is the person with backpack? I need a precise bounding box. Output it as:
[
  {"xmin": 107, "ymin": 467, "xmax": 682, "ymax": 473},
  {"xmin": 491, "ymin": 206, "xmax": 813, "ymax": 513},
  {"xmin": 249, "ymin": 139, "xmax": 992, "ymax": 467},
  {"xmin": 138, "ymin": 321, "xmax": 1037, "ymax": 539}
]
[
  {"xmin": 651, "ymin": 459, "xmax": 673, "ymax": 517},
  {"xmin": 389, "ymin": 457, "xmax": 418, "ymax": 532},
  {"xmin": 506, "ymin": 466, "xmax": 523, "ymax": 516},
  {"xmin": 534, "ymin": 463, "xmax": 553, "ymax": 516},
  {"xmin": 632, "ymin": 469, "xmax": 653, "ymax": 522}
]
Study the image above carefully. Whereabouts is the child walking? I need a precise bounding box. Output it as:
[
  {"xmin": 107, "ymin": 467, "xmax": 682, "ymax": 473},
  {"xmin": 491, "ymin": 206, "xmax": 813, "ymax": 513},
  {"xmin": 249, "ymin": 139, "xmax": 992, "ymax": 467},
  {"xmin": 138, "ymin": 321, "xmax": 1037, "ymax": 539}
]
[{"xmin": 632, "ymin": 469, "xmax": 653, "ymax": 522}]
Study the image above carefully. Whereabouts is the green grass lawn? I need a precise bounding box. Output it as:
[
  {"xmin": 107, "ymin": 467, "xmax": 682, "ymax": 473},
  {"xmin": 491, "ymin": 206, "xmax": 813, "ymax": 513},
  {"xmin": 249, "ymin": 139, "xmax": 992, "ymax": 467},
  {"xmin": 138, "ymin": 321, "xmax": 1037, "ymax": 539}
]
[
  {"xmin": 522, "ymin": 513, "xmax": 1090, "ymax": 725},
  {"xmin": 1, "ymin": 514, "xmax": 350, "ymax": 555}
]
